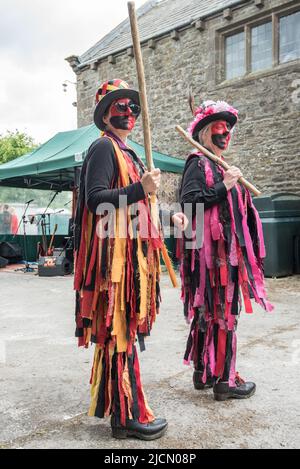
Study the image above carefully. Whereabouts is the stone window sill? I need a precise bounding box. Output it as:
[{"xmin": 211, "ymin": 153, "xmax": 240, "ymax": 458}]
[{"xmin": 216, "ymin": 59, "xmax": 300, "ymax": 89}]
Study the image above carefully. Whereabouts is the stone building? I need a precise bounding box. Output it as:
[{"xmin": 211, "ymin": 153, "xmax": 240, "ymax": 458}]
[{"xmin": 66, "ymin": 0, "xmax": 300, "ymax": 202}]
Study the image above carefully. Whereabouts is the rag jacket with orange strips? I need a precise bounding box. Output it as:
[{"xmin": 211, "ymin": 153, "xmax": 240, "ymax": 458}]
[{"xmin": 74, "ymin": 134, "xmax": 166, "ymax": 353}]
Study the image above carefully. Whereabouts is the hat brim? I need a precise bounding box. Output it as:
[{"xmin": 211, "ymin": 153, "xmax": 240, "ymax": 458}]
[
  {"xmin": 192, "ymin": 111, "xmax": 238, "ymax": 142},
  {"xmin": 94, "ymin": 89, "xmax": 140, "ymax": 130}
]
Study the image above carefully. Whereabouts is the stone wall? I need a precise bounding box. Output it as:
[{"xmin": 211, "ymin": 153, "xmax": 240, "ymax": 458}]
[{"xmin": 74, "ymin": 0, "xmax": 300, "ymax": 201}]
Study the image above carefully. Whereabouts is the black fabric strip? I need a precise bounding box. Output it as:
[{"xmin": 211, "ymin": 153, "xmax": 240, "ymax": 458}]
[
  {"xmin": 184, "ymin": 296, "xmax": 189, "ymax": 320},
  {"xmin": 222, "ymin": 331, "xmax": 233, "ymax": 382},
  {"xmin": 213, "ymin": 324, "xmax": 219, "ymax": 363},
  {"xmin": 75, "ymin": 327, "xmax": 83, "ymax": 338},
  {"xmin": 137, "ymin": 333, "xmax": 146, "ymax": 352},
  {"xmin": 128, "ymin": 347, "xmax": 140, "ymax": 420},
  {"xmin": 247, "ymin": 204, "xmax": 259, "ymax": 258},
  {"xmin": 111, "ymin": 351, "xmax": 121, "ymax": 422},
  {"xmin": 205, "ymin": 270, "xmax": 214, "ymax": 315},
  {"xmin": 242, "ymin": 246, "xmax": 254, "ymax": 282},
  {"xmin": 184, "ymin": 317, "xmax": 196, "ymax": 362},
  {"xmin": 231, "ymin": 281, "xmax": 239, "ymax": 315},
  {"xmin": 230, "ymin": 265, "xmax": 238, "ymax": 283},
  {"xmin": 132, "ymin": 239, "xmax": 140, "ymax": 313},
  {"xmin": 231, "ymin": 187, "xmax": 245, "ymax": 247},
  {"xmin": 155, "ymin": 280, "xmax": 160, "ymax": 310},
  {"xmin": 101, "ymin": 237, "xmax": 108, "ymax": 279},
  {"xmin": 141, "ymin": 241, "xmax": 148, "ymax": 258},
  {"xmin": 126, "ymin": 303, "xmax": 131, "ymax": 343},
  {"xmin": 82, "ymin": 318, "xmax": 92, "ymax": 328},
  {"xmin": 95, "ymin": 350, "xmax": 107, "ymax": 418},
  {"xmin": 196, "ymin": 327, "xmax": 205, "ymax": 372}
]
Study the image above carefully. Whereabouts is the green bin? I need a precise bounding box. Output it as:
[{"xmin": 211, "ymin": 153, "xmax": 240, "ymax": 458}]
[{"xmin": 253, "ymin": 193, "xmax": 300, "ymax": 277}]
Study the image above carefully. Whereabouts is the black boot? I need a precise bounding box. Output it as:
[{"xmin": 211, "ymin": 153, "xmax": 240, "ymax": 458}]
[
  {"xmin": 213, "ymin": 373, "xmax": 256, "ymax": 401},
  {"xmin": 193, "ymin": 370, "xmax": 214, "ymax": 390},
  {"xmin": 111, "ymin": 415, "xmax": 168, "ymax": 440}
]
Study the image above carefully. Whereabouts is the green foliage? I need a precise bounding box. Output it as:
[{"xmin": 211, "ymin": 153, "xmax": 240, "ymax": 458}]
[
  {"xmin": 0, "ymin": 130, "xmax": 38, "ymax": 164},
  {"xmin": 0, "ymin": 130, "xmax": 72, "ymax": 208},
  {"xmin": 0, "ymin": 187, "xmax": 72, "ymax": 208}
]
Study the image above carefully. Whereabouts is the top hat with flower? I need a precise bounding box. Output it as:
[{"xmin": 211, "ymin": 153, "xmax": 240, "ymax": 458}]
[
  {"xmin": 188, "ymin": 99, "xmax": 239, "ymax": 142},
  {"xmin": 94, "ymin": 79, "xmax": 140, "ymax": 130}
]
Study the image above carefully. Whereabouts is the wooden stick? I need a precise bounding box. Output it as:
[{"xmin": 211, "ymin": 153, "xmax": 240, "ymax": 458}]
[
  {"xmin": 175, "ymin": 124, "xmax": 261, "ymax": 197},
  {"xmin": 128, "ymin": 1, "xmax": 177, "ymax": 287},
  {"xmin": 128, "ymin": 1, "xmax": 153, "ymax": 171}
]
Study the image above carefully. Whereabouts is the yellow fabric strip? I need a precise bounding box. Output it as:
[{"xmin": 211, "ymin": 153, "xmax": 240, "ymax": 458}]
[
  {"xmin": 122, "ymin": 356, "xmax": 133, "ymax": 420},
  {"xmin": 112, "ymin": 280, "xmax": 128, "ymax": 353},
  {"xmin": 88, "ymin": 345, "xmax": 104, "ymax": 416},
  {"xmin": 137, "ymin": 235, "xmax": 148, "ymax": 322},
  {"xmin": 104, "ymin": 342, "xmax": 115, "ymax": 417}
]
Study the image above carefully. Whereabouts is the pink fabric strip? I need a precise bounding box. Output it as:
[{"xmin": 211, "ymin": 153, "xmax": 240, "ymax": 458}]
[
  {"xmin": 204, "ymin": 210, "xmax": 213, "ymax": 269},
  {"xmin": 207, "ymin": 323, "xmax": 216, "ymax": 377},
  {"xmin": 229, "ymin": 330, "xmax": 237, "ymax": 387}
]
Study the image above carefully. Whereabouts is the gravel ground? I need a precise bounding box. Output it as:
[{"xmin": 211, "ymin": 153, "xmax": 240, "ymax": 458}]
[{"xmin": 0, "ymin": 270, "xmax": 299, "ymax": 449}]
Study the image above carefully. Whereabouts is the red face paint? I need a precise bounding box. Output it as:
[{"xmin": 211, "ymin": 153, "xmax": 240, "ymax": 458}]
[
  {"xmin": 109, "ymin": 98, "xmax": 138, "ymax": 131},
  {"xmin": 211, "ymin": 120, "xmax": 232, "ymax": 150}
]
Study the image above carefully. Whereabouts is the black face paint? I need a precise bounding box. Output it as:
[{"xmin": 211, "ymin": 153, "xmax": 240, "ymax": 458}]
[
  {"xmin": 211, "ymin": 121, "xmax": 232, "ymax": 150},
  {"xmin": 109, "ymin": 99, "xmax": 139, "ymax": 131},
  {"xmin": 109, "ymin": 116, "xmax": 135, "ymax": 130}
]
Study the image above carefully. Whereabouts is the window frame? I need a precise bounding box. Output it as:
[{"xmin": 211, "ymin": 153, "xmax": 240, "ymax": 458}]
[
  {"xmin": 218, "ymin": 3, "xmax": 300, "ymax": 83},
  {"xmin": 224, "ymin": 27, "xmax": 245, "ymax": 80},
  {"xmin": 278, "ymin": 9, "xmax": 300, "ymax": 65}
]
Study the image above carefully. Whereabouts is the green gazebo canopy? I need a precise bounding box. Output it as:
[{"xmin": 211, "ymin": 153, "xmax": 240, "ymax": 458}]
[{"xmin": 0, "ymin": 124, "xmax": 184, "ymax": 191}]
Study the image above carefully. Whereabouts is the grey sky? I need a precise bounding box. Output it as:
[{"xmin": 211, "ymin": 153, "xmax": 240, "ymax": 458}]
[{"xmin": 0, "ymin": 0, "xmax": 146, "ymax": 144}]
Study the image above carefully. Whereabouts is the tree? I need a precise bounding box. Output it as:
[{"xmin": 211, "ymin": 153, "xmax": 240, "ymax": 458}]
[
  {"xmin": 0, "ymin": 130, "xmax": 38, "ymax": 164},
  {"xmin": 0, "ymin": 130, "xmax": 71, "ymax": 208}
]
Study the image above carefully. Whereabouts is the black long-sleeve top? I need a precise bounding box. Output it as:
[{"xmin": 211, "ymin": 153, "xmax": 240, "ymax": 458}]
[
  {"xmin": 180, "ymin": 154, "xmax": 251, "ymax": 251},
  {"xmin": 84, "ymin": 136, "xmax": 174, "ymax": 229},
  {"xmin": 85, "ymin": 137, "xmax": 146, "ymax": 212},
  {"xmin": 180, "ymin": 154, "xmax": 228, "ymax": 213}
]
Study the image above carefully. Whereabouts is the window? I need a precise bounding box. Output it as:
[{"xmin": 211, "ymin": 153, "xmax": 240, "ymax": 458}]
[
  {"xmin": 222, "ymin": 8, "xmax": 300, "ymax": 81},
  {"xmin": 225, "ymin": 31, "xmax": 245, "ymax": 79},
  {"xmin": 280, "ymin": 11, "xmax": 300, "ymax": 63},
  {"xmin": 251, "ymin": 22, "xmax": 272, "ymax": 72}
]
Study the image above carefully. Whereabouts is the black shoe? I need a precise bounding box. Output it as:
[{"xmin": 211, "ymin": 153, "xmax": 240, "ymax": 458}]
[
  {"xmin": 111, "ymin": 415, "xmax": 168, "ymax": 440},
  {"xmin": 213, "ymin": 373, "xmax": 256, "ymax": 401},
  {"xmin": 193, "ymin": 371, "xmax": 214, "ymax": 390}
]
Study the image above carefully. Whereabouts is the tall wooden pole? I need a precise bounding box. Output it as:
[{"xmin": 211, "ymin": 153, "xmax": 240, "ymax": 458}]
[
  {"xmin": 128, "ymin": 1, "xmax": 154, "ymax": 171},
  {"xmin": 175, "ymin": 125, "xmax": 261, "ymax": 197},
  {"xmin": 127, "ymin": 1, "xmax": 177, "ymax": 287}
]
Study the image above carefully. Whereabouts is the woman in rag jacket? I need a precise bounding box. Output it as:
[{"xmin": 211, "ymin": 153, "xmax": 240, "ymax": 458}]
[
  {"xmin": 178, "ymin": 98, "xmax": 273, "ymax": 400},
  {"xmin": 74, "ymin": 79, "xmax": 186, "ymax": 440}
]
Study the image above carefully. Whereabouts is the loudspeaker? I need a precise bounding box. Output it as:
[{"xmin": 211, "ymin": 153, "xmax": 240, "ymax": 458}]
[
  {"xmin": 0, "ymin": 256, "xmax": 8, "ymax": 269},
  {"xmin": 38, "ymin": 255, "xmax": 73, "ymax": 277},
  {"xmin": 0, "ymin": 242, "xmax": 23, "ymax": 263}
]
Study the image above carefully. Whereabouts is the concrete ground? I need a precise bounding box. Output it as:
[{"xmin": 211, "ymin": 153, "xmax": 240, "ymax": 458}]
[{"xmin": 0, "ymin": 268, "xmax": 299, "ymax": 449}]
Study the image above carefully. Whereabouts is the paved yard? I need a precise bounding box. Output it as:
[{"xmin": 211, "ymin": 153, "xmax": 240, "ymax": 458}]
[{"xmin": 0, "ymin": 269, "xmax": 299, "ymax": 449}]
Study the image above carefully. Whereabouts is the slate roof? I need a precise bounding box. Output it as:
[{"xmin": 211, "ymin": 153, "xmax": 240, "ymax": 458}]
[{"xmin": 77, "ymin": 0, "xmax": 245, "ymax": 68}]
